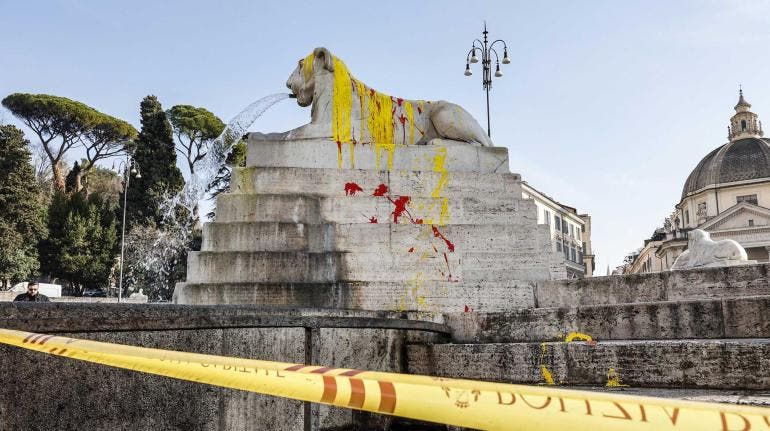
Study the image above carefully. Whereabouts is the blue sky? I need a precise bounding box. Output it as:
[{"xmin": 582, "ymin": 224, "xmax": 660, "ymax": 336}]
[{"xmin": 2, "ymin": 0, "xmax": 770, "ymax": 272}]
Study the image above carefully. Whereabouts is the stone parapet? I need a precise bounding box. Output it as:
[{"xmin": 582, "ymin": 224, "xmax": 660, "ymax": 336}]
[
  {"xmin": 0, "ymin": 303, "xmax": 446, "ymax": 431},
  {"xmin": 536, "ymin": 263, "xmax": 770, "ymax": 307},
  {"xmin": 408, "ymin": 338, "xmax": 770, "ymax": 389},
  {"xmin": 446, "ymin": 295, "xmax": 770, "ymax": 343}
]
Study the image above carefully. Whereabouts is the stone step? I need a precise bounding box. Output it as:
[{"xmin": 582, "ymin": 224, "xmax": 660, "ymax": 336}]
[
  {"xmin": 185, "ymin": 251, "xmax": 557, "ymax": 284},
  {"xmin": 246, "ymin": 137, "xmax": 510, "ymax": 173},
  {"xmin": 214, "ymin": 193, "xmax": 539, "ymax": 225},
  {"xmin": 407, "ymin": 338, "xmax": 770, "ymax": 389},
  {"xmin": 446, "ymin": 296, "xmax": 770, "ymax": 343},
  {"xmin": 230, "ymin": 166, "xmax": 523, "ymax": 199},
  {"xmin": 567, "ymin": 386, "xmax": 770, "ymax": 407},
  {"xmin": 202, "ymin": 222, "xmax": 543, "ymax": 253},
  {"xmin": 536, "ymin": 263, "xmax": 770, "ymax": 307},
  {"xmin": 173, "ymin": 280, "xmax": 539, "ymax": 312}
]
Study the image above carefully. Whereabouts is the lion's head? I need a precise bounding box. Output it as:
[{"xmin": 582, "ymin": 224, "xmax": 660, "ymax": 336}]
[{"xmin": 286, "ymin": 47, "xmax": 334, "ymax": 107}]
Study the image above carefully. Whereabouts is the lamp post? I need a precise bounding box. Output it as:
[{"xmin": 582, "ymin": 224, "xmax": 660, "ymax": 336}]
[
  {"xmin": 117, "ymin": 155, "xmax": 140, "ymax": 303},
  {"xmin": 464, "ymin": 22, "xmax": 511, "ymax": 138}
]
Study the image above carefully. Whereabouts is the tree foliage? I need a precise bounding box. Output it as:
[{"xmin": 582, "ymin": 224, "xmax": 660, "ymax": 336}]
[
  {"xmin": 122, "ymin": 96, "xmax": 184, "ymax": 230},
  {"xmin": 1, "ymin": 93, "xmax": 134, "ymax": 192},
  {"xmin": 0, "ymin": 125, "xmax": 47, "ymax": 285},
  {"xmin": 167, "ymin": 105, "xmax": 225, "ymax": 175},
  {"xmin": 39, "ymin": 191, "xmax": 117, "ymax": 293}
]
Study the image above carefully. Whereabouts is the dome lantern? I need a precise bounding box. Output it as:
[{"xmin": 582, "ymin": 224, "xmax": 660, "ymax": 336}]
[{"xmin": 729, "ymin": 88, "xmax": 763, "ymax": 141}]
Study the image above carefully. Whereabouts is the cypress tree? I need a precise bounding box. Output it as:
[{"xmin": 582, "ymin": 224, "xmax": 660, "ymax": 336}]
[
  {"xmin": 122, "ymin": 95, "xmax": 184, "ymax": 229},
  {"xmin": 0, "ymin": 125, "xmax": 46, "ymax": 286}
]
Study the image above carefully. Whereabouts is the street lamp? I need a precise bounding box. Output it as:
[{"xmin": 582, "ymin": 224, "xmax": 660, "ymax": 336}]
[
  {"xmin": 117, "ymin": 155, "xmax": 141, "ymax": 303},
  {"xmin": 464, "ymin": 22, "xmax": 511, "ymax": 137}
]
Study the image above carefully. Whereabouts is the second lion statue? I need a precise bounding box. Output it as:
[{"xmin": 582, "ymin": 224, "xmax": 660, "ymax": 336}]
[{"xmin": 251, "ymin": 47, "xmax": 493, "ymax": 147}]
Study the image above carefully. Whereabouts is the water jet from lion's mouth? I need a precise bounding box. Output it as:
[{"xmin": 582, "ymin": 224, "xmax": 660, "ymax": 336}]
[{"xmin": 177, "ymin": 92, "xmax": 292, "ymax": 211}]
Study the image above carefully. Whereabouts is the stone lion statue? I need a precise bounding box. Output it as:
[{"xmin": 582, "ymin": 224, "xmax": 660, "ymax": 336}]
[
  {"xmin": 272, "ymin": 47, "xmax": 493, "ymax": 147},
  {"xmin": 671, "ymin": 229, "xmax": 748, "ymax": 270}
]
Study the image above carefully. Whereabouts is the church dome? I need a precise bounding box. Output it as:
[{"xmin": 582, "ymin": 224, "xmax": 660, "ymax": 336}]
[
  {"xmin": 682, "ymin": 137, "xmax": 770, "ymax": 200},
  {"xmin": 681, "ymin": 90, "xmax": 768, "ymax": 200}
]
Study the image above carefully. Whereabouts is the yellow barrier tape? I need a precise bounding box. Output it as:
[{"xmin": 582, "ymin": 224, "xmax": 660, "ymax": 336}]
[{"xmin": 1, "ymin": 328, "xmax": 769, "ymax": 430}]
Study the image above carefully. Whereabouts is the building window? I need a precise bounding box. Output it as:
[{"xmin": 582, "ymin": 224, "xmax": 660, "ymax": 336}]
[
  {"xmin": 570, "ymin": 247, "xmax": 576, "ymax": 262},
  {"xmin": 555, "ymin": 215, "xmax": 560, "ymax": 228},
  {"xmin": 749, "ymin": 219, "xmax": 755, "ymax": 227},
  {"xmin": 569, "ymin": 224, "xmax": 574, "ymax": 237},
  {"xmin": 562, "ymin": 219, "xmax": 568, "ymax": 234},
  {"xmin": 741, "ymin": 119, "xmax": 747, "ymax": 131},
  {"xmin": 737, "ymin": 194, "xmax": 758, "ymax": 205},
  {"xmin": 576, "ymin": 227, "xmax": 581, "ymax": 239},
  {"xmin": 556, "ymin": 242, "xmax": 562, "ymax": 252},
  {"xmin": 544, "ymin": 209, "xmax": 551, "ymax": 225},
  {"xmin": 697, "ymin": 202, "xmax": 707, "ymax": 217},
  {"xmin": 685, "ymin": 210, "xmax": 690, "ymax": 225}
]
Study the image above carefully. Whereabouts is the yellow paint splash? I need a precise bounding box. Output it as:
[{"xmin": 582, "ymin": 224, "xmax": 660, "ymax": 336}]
[
  {"xmin": 302, "ymin": 53, "xmax": 314, "ymax": 82},
  {"xmin": 331, "ymin": 56, "xmax": 353, "ymax": 168},
  {"xmin": 565, "ymin": 332, "xmax": 593, "ymax": 343},
  {"xmin": 430, "ymin": 147, "xmax": 451, "ymax": 226},
  {"xmin": 606, "ymin": 368, "xmax": 629, "ymax": 387}
]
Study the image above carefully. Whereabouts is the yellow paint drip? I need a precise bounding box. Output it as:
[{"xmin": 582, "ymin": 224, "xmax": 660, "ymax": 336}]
[
  {"xmin": 355, "ymin": 79, "xmax": 367, "ymax": 143},
  {"xmin": 539, "ymin": 343, "xmax": 556, "ymax": 385},
  {"xmin": 540, "ymin": 366, "xmax": 556, "ymax": 386},
  {"xmin": 431, "ymin": 147, "xmax": 448, "ymax": 198},
  {"xmin": 403, "ymin": 101, "xmax": 415, "ymax": 145},
  {"xmin": 331, "ymin": 56, "xmax": 353, "ymax": 168},
  {"xmin": 302, "ymin": 52, "xmax": 314, "ymax": 82},
  {"xmin": 367, "ymin": 89, "xmax": 394, "ymax": 169}
]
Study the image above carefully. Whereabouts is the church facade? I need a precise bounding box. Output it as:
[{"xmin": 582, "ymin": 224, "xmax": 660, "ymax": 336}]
[{"xmin": 627, "ymin": 91, "xmax": 770, "ymax": 273}]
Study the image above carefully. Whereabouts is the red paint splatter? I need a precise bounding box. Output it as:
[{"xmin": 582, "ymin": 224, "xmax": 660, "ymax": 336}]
[
  {"xmin": 414, "ymin": 218, "xmax": 423, "ymax": 224},
  {"xmin": 369, "ymin": 216, "xmax": 378, "ymax": 224},
  {"xmin": 464, "ymin": 305, "xmax": 472, "ymax": 313},
  {"xmin": 390, "ymin": 196, "xmax": 411, "ymax": 223},
  {"xmin": 408, "ymin": 247, "xmax": 414, "ymax": 253},
  {"xmin": 586, "ymin": 340, "xmax": 598, "ymax": 347},
  {"xmin": 344, "ymin": 182, "xmax": 364, "ymax": 196},
  {"xmin": 372, "ymin": 184, "xmax": 388, "ymax": 196},
  {"xmin": 396, "ymin": 98, "xmax": 404, "ymax": 106},
  {"xmin": 432, "ymin": 226, "xmax": 456, "ymax": 252},
  {"xmin": 369, "ymin": 89, "xmax": 376, "ymax": 97},
  {"xmin": 417, "ymin": 106, "xmax": 422, "ymax": 114}
]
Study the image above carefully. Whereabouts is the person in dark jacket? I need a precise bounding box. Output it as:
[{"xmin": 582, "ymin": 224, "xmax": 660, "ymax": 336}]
[{"xmin": 13, "ymin": 281, "xmax": 50, "ymax": 302}]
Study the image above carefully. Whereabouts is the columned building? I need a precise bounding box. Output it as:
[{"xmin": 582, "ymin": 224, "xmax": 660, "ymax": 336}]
[
  {"xmin": 627, "ymin": 90, "xmax": 770, "ymax": 273},
  {"xmin": 522, "ymin": 183, "xmax": 594, "ymax": 278}
]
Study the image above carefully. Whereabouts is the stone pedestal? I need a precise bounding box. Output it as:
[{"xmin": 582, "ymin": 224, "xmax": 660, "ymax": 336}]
[{"xmin": 175, "ymin": 138, "xmax": 565, "ymax": 312}]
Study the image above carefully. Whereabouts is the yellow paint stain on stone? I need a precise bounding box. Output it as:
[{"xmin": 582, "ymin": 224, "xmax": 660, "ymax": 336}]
[
  {"xmin": 431, "ymin": 147, "xmax": 448, "ymax": 198},
  {"xmin": 565, "ymin": 332, "xmax": 593, "ymax": 343},
  {"xmin": 539, "ymin": 343, "xmax": 556, "ymax": 386},
  {"xmin": 403, "ymin": 101, "xmax": 415, "ymax": 145},
  {"xmin": 331, "ymin": 56, "xmax": 353, "ymax": 168},
  {"xmin": 606, "ymin": 368, "xmax": 629, "ymax": 387},
  {"xmin": 367, "ymin": 89, "xmax": 394, "ymax": 169},
  {"xmin": 438, "ymin": 198, "xmax": 450, "ymax": 226},
  {"xmin": 302, "ymin": 53, "xmax": 314, "ymax": 82}
]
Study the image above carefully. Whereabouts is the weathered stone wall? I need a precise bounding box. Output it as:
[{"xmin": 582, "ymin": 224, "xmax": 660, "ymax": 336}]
[
  {"xmin": 536, "ymin": 262, "xmax": 770, "ymax": 307},
  {"xmin": 0, "ymin": 303, "xmax": 447, "ymax": 431}
]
